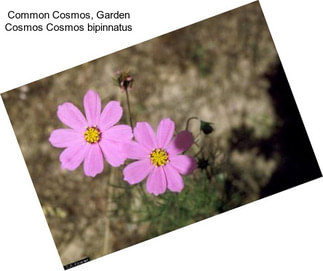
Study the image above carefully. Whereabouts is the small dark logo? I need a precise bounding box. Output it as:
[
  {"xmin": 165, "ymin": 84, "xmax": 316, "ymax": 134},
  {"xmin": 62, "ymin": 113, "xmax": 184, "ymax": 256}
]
[{"xmin": 64, "ymin": 257, "xmax": 90, "ymax": 270}]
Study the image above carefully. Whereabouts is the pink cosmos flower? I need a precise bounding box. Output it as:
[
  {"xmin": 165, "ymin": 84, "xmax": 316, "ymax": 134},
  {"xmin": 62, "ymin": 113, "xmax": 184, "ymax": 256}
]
[
  {"xmin": 49, "ymin": 90, "xmax": 132, "ymax": 177},
  {"xmin": 123, "ymin": 118, "xmax": 197, "ymax": 195}
]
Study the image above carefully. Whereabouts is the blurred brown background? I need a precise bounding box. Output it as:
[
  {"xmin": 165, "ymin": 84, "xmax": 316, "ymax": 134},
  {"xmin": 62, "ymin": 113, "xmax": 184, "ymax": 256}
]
[{"xmin": 2, "ymin": 2, "xmax": 320, "ymax": 266}]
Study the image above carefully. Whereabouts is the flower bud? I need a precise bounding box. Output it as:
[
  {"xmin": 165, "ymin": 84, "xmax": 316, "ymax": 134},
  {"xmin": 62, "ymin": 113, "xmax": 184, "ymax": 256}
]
[
  {"xmin": 200, "ymin": 120, "xmax": 214, "ymax": 135},
  {"xmin": 197, "ymin": 158, "xmax": 209, "ymax": 170},
  {"xmin": 114, "ymin": 70, "xmax": 134, "ymax": 92}
]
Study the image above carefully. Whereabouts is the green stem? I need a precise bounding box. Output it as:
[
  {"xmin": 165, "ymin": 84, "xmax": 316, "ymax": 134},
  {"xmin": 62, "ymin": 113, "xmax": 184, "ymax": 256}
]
[
  {"xmin": 185, "ymin": 116, "xmax": 199, "ymax": 130},
  {"xmin": 125, "ymin": 89, "xmax": 134, "ymax": 129},
  {"xmin": 107, "ymin": 182, "xmax": 135, "ymax": 189}
]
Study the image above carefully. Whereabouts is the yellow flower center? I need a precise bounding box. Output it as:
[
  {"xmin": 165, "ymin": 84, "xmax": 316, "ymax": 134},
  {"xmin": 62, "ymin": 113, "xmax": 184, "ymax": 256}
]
[
  {"xmin": 84, "ymin": 126, "xmax": 101, "ymax": 144},
  {"xmin": 150, "ymin": 148, "xmax": 169, "ymax": 167}
]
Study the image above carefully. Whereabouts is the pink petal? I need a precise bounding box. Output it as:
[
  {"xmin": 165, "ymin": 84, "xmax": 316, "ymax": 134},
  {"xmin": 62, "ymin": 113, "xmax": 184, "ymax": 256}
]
[
  {"xmin": 134, "ymin": 122, "xmax": 157, "ymax": 150},
  {"xmin": 59, "ymin": 142, "xmax": 89, "ymax": 171},
  {"xmin": 102, "ymin": 125, "xmax": 132, "ymax": 142},
  {"xmin": 146, "ymin": 167, "xmax": 167, "ymax": 196},
  {"xmin": 123, "ymin": 141, "xmax": 150, "ymax": 159},
  {"xmin": 164, "ymin": 164, "xmax": 184, "ymax": 192},
  {"xmin": 49, "ymin": 128, "xmax": 83, "ymax": 148},
  {"xmin": 83, "ymin": 144, "xmax": 104, "ymax": 177},
  {"xmin": 99, "ymin": 101, "xmax": 122, "ymax": 132},
  {"xmin": 170, "ymin": 155, "xmax": 197, "ymax": 175},
  {"xmin": 166, "ymin": 131, "xmax": 194, "ymax": 156},
  {"xmin": 84, "ymin": 90, "xmax": 101, "ymax": 127},
  {"xmin": 99, "ymin": 139, "xmax": 127, "ymax": 167},
  {"xmin": 57, "ymin": 102, "xmax": 87, "ymax": 132},
  {"xmin": 156, "ymin": 118, "xmax": 175, "ymax": 148},
  {"xmin": 123, "ymin": 159, "xmax": 153, "ymax": 185}
]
